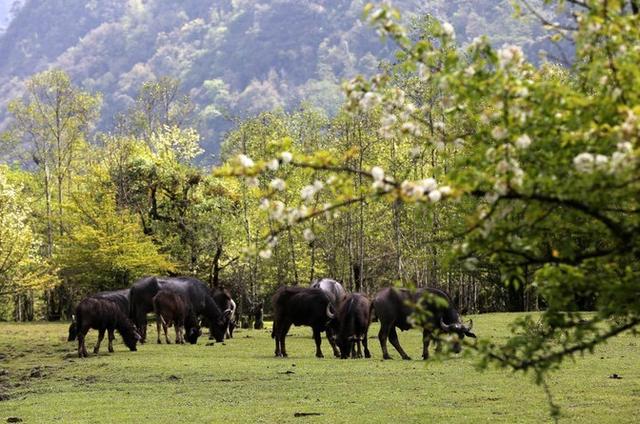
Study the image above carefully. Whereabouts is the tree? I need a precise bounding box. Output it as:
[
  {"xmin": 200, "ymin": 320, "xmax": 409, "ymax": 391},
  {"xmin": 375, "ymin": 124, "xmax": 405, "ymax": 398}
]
[
  {"xmin": 0, "ymin": 166, "xmax": 57, "ymax": 320},
  {"xmin": 6, "ymin": 69, "xmax": 101, "ymax": 319}
]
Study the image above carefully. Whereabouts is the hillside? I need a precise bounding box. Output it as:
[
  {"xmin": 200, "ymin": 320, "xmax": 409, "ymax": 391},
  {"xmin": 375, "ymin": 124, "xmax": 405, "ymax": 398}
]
[{"xmin": 0, "ymin": 0, "xmax": 551, "ymax": 154}]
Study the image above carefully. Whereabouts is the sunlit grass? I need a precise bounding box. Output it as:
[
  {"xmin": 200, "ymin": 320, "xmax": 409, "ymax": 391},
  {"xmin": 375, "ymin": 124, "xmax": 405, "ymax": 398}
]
[{"xmin": 0, "ymin": 313, "xmax": 638, "ymax": 423}]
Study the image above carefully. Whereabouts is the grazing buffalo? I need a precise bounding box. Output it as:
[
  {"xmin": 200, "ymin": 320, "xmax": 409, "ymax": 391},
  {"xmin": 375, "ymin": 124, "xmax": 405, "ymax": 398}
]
[
  {"xmin": 271, "ymin": 286, "xmax": 336, "ymax": 358},
  {"xmin": 373, "ymin": 287, "xmax": 475, "ymax": 360},
  {"xmin": 211, "ymin": 288, "xmax": 236, "ymax": 339},
  {"xmin": 74, "ymin": 296, "xmax": 140, "ymax": 358},
  {"xmin": 153, "ymin": 290, "xmax": 201, "ymax": 344},
  {"xmin": 253, "ymin": 302, "xmax": 264, "ymax": 330},
  {"xmin": 332, "ymin": 293, "xmax": 372, "ymax": 359},
  {"xmin": 310, "ymin": 278, "xmax": 347, "ymax": 357},
  {"xmin": 68, "ymin": 289, "xmax": 130, "ymax": 342},
  {"xmin": 129, "ymin": 276, "xmax": 230, "ymax": 343}
]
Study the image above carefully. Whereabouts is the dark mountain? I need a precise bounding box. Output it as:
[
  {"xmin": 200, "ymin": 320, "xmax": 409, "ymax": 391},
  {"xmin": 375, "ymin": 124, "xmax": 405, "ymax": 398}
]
[{"xmin": 0, "ymin": 0, "xmax": 552, "ymax": 154}]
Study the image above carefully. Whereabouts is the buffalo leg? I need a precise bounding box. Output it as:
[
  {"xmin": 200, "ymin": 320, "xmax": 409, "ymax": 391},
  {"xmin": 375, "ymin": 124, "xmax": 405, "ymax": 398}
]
[
  {"xmin": 422, "ymin": 329, "xmax": 432, "ymax": 360},
  {"xmin": 163, "ymin": 321, "xmax": 171, "ymax": 344},
  {"xmin": 389, "ymin": 327, "xmax": 411, "ymax": 360},
  {"xmin": 378, "ymin": 324, "xmax": 392, "ymax": 359},
  {"xmin": 78, "ymin": 330, "xmax": 89, "ymax": 358},
  {"xmin": 274, "ymin": 320, "xmax": 291, "ymax": 357},
  {"xmin": 355, "ymin": 338, "xmax": 363, "ymax": 358},
  {"xmin": 135, "ymin": 310, "xmax": 148, "ymax": 343},
  {"xmin": 93, "ymin": 328, "xmax": 105, "ymax": 354},
  {"xmin": 175, "ymin": 325, "xmax": 184, "ymax": 344},
  {"xmin": 108, "ymin": 329, "xmax": 115, "ymax": 353},
  {"xmin": 313, "ymin": 328, "xmax": 324, "ymax": 358},
  {"xmin": 156, "ymin": 317, "xmax": 163, "ymax": 344},
  {"xmin": 363, "ymin": 331, "xmax": 371, "ymax": 358},
  {"xmin": 326, "ymin": 328, "xmax": 340, "ymax": 357}
]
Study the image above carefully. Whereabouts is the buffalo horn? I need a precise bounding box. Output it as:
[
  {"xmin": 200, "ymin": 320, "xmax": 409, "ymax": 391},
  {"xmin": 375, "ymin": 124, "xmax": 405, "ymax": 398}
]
[
  {"xmin": 466, "ymin": 319, "xmax": 474, "ymax": 331},
  {"xmin": 440, "ymin": 317, "xmax": 453, "ymax": 332},
  {"xmin": 326, "ymin": 304, "xmax": 335, "ymax": 319}
]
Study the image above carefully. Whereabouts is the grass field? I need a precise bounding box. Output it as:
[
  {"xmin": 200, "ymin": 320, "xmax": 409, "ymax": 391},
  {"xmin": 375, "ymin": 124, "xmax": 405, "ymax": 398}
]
[{"xmin": 0, "ymin": 313, "xmax": 638, "ymax": 423}]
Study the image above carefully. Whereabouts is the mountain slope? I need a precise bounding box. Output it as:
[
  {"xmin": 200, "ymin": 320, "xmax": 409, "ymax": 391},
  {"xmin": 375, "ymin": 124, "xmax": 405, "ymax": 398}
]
[{"xmin": 0, "ymin": 0, "xmax": 552, "ymax": 154}]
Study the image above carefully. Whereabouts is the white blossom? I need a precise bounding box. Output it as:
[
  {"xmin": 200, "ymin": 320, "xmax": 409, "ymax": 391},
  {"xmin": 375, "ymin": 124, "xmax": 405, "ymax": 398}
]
[
  {"xmin": 301, "ymin": 185, "xmax": 315, "ymax": 200},
  {"xmin": 494, "ymin": 180, "xmax": 508, "ymax": 195},
  {"xmin": 267, "ymin": 236, "xmax": 279, "ymax": 248},
  {"xmin": 269, "ymin": 178, "xmax": 286, "ymax": 191},
  {"xmin": 491, "ymin": 126, "xmax": 508, "ymax": 140},
  {"xmin": 271, "ymin": 201, "xmax": 285, "ymax": 221},
  {"xmin": 371, "ymin": 166, "xmax": 385, "ymax": 182},
  {"xmin": 238, "ymin": 154, "xmax": 254, "ymax": 168},
  {"xmin": 434, "ymin": 121, "xmax": 446, "ymax": 131},
  {"xmin": 573, "ymin": 152, "xmax": 595, "ymax": 173},
  {"xmin": 439, "ymin": 185, "xmax": 452, "ymax": 196},
  {"xmin": 259, "ymin": 198, "xmax": 270, "ymax": 210},
  {"xmin": 428, "ymin": 189, "xmax": 442, "ymax": 202},
  {"xmin": 246, "ymin": 177, "xmax": 258, "ymax": 187},
  {"xmin": 267, "ymin": 159, "xmax": 280, "ymax": 171},
  {"xmin": 381, "ymin": 114, "xmax": 397, "ymax": 127},
  {"xmin": 497, "ymin": 44, "xmax": 524, "ymax": 68},
  {"xmin": 259, "ymin": 249, "xmax": 272, "ymax": 259},
  {"xmin": 280, "ymin": 151, "xmax": 293, "ymax": 163},
  {"xmin": 360, "ymin": 92, "xmax": 382, "ymax": 110},
  {"xmin": 464, "ymin": 66, "xmax": 476, "ymax": 77},
  {"xmin": 496, "ymin": 160, "xmax": 510, "ymax": 174},
  {"xmin": 442, "ymin": 22, "xmax": 455, "ymax": 38},
  {"xmin": 617, "ymin": 141, "xmax": 633, "ymax": 153},
  {"xmin": 515, "ymin": 134, "xmax": 532, "ymax": 149},
  {"xmin": 303, "ymin": 228, "xmax": 315, "ymax": 242},
  {"xmin": 419, "ymin": 178, "xmax": 438, "ymax": 192},
  {"xmin": 595, "ymin": 154, "xmax": 609, "ymax": 170}
]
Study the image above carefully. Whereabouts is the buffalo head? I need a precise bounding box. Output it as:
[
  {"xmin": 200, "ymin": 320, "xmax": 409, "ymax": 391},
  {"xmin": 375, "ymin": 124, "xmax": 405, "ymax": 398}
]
[
  {"xmin": 185, "ymin": 326, "xmax": 202, "ymax": 344},
  {"xmin": 67, "ymin": 316, "xmax": 78, "ymax": 342},
  {"xmin": 439, "ymin": 318, "xmax": 476, "ymax": 353}
]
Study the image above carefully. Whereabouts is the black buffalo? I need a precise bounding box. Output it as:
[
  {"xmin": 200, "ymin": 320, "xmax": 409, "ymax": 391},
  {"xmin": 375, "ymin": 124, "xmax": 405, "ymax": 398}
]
[
  {"xmin": 129, "ymin": 276, "xmax": 230, "ymax": 343},
  {"xmin": 68, "ymin": 289, "xmax": 130, "ymax": 342},
  {"xmin": 372, "ymin": 287, "xmax": 475, "ymax": 360},
  {"xmin": 310, "ymin": 278, "xmax": 346, "ymax": 357},
  {"xmin": 271, "ymin": 286, "xmax": 336, "ymax": 358},
  {"xmin": 153, "ymin": 289, "xmax": 201, "ymax": 344},
  {"xmin": 74, "ymin": 296, "xmax": 140, "ymax": 358},
  {"xmin": 332, "ymin": 293, "xmax": 371, "ymax": 359},
  {"xmin": 211, "ymin": 288, "xmax": 236, "ymax": 339}
]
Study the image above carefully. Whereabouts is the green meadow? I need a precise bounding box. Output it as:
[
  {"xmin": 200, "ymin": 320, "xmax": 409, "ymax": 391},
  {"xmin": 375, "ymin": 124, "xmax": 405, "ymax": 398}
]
[{"xmin": 0, "ymin": 313, "xmax": 638, "ymax": 423}]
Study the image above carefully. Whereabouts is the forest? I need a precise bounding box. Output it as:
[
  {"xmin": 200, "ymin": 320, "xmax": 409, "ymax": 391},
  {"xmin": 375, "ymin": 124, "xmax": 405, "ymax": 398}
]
[{"xmin": 0, "ymin": 1, "xmax": 639, "ymax": 422}]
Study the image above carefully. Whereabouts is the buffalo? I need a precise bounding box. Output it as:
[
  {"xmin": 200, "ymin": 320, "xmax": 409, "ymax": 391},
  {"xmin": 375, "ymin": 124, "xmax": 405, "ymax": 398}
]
[
  {"xmin": 310, "ymin": 278, "xmax": 346, "ymax": 357},
  {"xmin": 74, "ymin": 296, "xmax": 140, "ymax": 358},
  {"xmin": 68, "ymin": 289, "xmax": 130, "ymax": 342},
  {"xmin": 129, "ymin": 276, "xmax": 230, "ymax": 343},
  {"xmin": 153, "ymin": 289, "xmax": 201, "ymax": 344},
  {"xmin": 373, "ymin": 287, "xmax": 475, "ymax": 360},
  {"xmin": 332, "ymin": 293, "xmax": 372, "ymax": 359},
  {"xmin": 211, "ymin": 287, "xmax": 236, "ymax": 339},
  {"xmin": 271, "ymin": 286, "xmax": 336, "ymax": 358}
]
